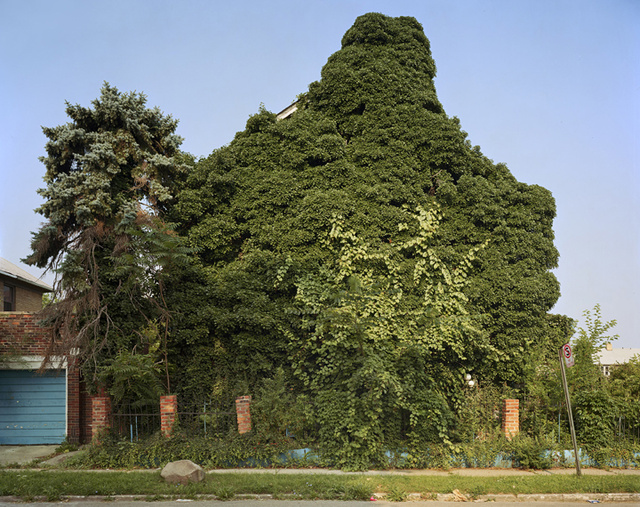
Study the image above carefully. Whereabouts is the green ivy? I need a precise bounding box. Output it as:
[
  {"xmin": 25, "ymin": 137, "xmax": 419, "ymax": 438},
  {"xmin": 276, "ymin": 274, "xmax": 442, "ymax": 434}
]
[{"xmin": 289, "ymin": 207, "xmax": 491, "ymax": 468}]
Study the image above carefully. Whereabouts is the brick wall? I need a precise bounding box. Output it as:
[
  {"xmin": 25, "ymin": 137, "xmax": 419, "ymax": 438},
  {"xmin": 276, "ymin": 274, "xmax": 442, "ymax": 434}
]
[
  {"xmin": 0, "ymin": 312, "xmax": 51, "ymax": 356},
  {"xmin": 79, "ymin": 380, "xmax": 93, "ymax": 443},
  {"xmin": 15, "ymin": 285, "xmax": 45, "ymax": 312},
  {"xmin": 66, "ymin": 356, "xmax": 81, "ymax": 444}
]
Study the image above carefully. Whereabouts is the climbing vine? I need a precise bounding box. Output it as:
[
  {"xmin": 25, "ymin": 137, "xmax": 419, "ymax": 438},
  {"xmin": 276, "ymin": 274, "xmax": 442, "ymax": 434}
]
[{"xmin": 289, "ymin": 206, "xmax": 492, "ymax": 468}]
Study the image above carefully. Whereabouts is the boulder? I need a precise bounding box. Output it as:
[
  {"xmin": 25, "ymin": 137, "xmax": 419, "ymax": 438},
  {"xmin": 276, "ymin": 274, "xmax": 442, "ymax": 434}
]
[{"xmin": 161, "ymin": 459, "xmax": 205, "ymax": 485}]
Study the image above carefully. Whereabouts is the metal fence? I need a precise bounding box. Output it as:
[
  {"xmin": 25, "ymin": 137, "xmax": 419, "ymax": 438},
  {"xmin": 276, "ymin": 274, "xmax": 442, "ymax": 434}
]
[
  {"xmin": 613, "ymin": 415, "xmax": 640, "ymax": 442},
  {"xmin": 176, "ymin": 399, "xmax": 237, "ymax": 437},
  {"xmin": 520, "ymin": 399, "xmax": 640, "ymax": 444},
  {"xmin": 109, "ymin": 399, "xmax": 237, "ymax": 441},
  {"xmin": 111, "ymin": 404, "xmax": 161, "ymax": 441}
]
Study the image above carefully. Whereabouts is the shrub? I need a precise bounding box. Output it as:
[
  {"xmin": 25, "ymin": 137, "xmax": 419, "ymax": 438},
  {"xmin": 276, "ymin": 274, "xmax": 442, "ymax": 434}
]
[
  {"xmin": 67, "ymin": 431, "xmax": 301, "ymax": 470},
  {"xmin": 508, "ymin": 436, "xmax": 553, "ymax": 470}
]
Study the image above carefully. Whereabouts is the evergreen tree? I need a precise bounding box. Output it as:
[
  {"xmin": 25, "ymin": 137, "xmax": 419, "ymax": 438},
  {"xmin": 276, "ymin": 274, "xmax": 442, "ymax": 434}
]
[{"xmin": 26, "ymin": 83, "xmax": 189, "ymax": 387}]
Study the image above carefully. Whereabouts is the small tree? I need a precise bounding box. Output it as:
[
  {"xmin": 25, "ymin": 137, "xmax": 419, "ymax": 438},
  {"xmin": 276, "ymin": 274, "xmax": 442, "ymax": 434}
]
[
  {"xmin": 25, "ymin": 83, "xmax": 189, "ymax": 389},
  {"xmin": 571, "ymin": 304, "xmax": 618, "ymax": 389},
  {"xmin": 570, "ymin": 304, "xmax": 619, "ymax": 447}
]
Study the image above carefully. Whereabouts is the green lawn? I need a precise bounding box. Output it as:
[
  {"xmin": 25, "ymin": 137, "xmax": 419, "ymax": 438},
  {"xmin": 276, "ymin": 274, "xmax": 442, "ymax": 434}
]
[{"xmin": 0, "ymin": 470, "xmax": 638, "ymax": 501}]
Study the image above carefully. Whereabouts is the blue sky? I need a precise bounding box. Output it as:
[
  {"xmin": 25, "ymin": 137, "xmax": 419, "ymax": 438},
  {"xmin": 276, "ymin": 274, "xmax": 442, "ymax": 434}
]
[{"xmin": 1, "ymin": 0, "xmax": 638, "ymax": 348}]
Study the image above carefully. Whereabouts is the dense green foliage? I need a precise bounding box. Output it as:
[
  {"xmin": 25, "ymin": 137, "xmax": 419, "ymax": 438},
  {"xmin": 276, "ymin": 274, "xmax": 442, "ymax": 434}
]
[
  {"xmin": 98, "ymin": 350, "xmax": 165, "ymax": 410},
  {"xmin": 288, "ymin": 208, "xmax": 490, "ymax": 467},
  {"xmin": 171, "ymin": 13, "xmax": 560, "ymax": 401},
  {"xmin": 29, "ymin": 14, "xmax": 603, "ymax": 466},
  {"xmin": 568, "ymin": 305, "xmax": 626, "ymax": 449},
  {"xmin": 164, "ymin": 13, "xmax": 563, "ymax": 462},
  {"xmin": 609, "ymin": 355, "xmax": 640, "ymax": 440},
  {"xmin": 520, "ymin": 304, "xmax": 639, "ymax": 451},
  {"xmin": 307, "ymin": 13, "xmax": 561, "ymax": 385}
]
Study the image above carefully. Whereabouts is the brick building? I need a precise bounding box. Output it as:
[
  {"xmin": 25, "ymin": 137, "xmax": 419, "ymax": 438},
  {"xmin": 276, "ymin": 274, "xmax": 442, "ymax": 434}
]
[{"xmin": 0, "ymin": 257, "xmax": 90, "ymax": 444}]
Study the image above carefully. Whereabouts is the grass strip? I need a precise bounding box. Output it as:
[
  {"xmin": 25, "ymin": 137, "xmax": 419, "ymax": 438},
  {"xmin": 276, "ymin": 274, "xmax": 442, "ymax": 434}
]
[
  {"xmin": 0, "ymin": 470, "xmax": 638, "ymax": 501},
  {"xmin": 375, "ymin": 474, "xmax": 640, "ymax": 497}
]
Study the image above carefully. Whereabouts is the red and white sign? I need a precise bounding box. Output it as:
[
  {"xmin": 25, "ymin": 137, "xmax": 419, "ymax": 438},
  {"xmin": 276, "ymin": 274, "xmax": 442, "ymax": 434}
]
[{"xmin": 562, "ymin": 343, "xmax": 574, "ymax": 368}]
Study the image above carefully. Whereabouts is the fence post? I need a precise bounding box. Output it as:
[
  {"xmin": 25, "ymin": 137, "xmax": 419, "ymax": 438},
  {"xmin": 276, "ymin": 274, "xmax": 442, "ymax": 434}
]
[
  {"xmin": 91, "ymin": 390, "xmax": 111, "ymax": 442},
  {"xmin": 66, "ymin": 355, "xmax": 81, "ymax": 444},
  {"xmin": 235, "ymin": 395, "xmax": 252, "ymax": 434},
  {"xmin": 502, "ymin": 398, "xmax": 519, "ymax": 440},
  {"xmin": 160, "ymin": 394, "xmax": 178, "ymax": 437}
]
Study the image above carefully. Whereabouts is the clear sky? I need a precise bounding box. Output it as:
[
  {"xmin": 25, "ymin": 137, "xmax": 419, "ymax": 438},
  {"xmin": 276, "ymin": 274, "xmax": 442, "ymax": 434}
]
[{"xmin": 1, "ymin": 0, "xmax": 638, "ymax": 348}]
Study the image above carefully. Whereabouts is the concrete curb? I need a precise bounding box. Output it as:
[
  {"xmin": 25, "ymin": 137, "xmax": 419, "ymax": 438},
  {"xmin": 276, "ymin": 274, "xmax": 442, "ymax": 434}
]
[{"xmin": 2, "ymin": 466, "xmax": 640, "ymax": 476}]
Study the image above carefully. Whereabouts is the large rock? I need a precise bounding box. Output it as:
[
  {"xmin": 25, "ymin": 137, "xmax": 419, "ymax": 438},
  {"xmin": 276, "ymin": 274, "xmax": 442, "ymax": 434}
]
[{"xmin": 161, "ymin": 460, "xmax": 205, "ymax": 485}]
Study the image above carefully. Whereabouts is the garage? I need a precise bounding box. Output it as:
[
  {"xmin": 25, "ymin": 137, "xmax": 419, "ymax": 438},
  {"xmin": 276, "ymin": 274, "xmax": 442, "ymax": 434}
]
[{"xmin": 0, "ymin": 369, "xmax": 66, "ymax": 445}]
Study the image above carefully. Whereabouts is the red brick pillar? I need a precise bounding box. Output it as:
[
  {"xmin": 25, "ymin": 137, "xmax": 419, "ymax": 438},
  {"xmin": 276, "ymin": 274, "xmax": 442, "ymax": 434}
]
[
  {"xmin": 66, "ymin": 356, "xmax": 81, "ymax": 444},
  {"xmin": 160, "ymin": 394, "xmax": 177, "ymax": 437},
  {"xmin": 235, "ymin": 395, "xmax": 252, "ymax": 434},
  {"xmin": 502, "ymin": 398, "xmax": 519, "ymax": 440},
  {"xmin": 91, "ymin": 392, "xmax": 111, "ymax": 442}
]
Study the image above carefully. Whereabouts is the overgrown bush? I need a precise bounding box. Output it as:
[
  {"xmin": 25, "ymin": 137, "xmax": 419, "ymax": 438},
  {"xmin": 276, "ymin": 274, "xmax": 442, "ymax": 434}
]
[
  {"xmin": 67, "ymin": 431, "xmax": 303, "ymax": 470},
  {"xmin": 98, "ymin": 351, "xmax": 164, "ymax": 411},
  {"xmin": 455, "ymin": 438, "xmax": 506, "ymax": 468},
  {"xmin": 452, "ymin": 384, "xmax": 506, "ymax": 443},
  {"xmin": 508, "ymin": 436, "xmax": 554, "ymax": 470},
  {"xmin": 586, "ymin": 442, "xmax": 640, "ymax": 469},
  {"xmin": 574, "ymin": 389, "xmax": 617, "ymax": 449},
  {"xmin": 251, "ymin": 367, "xmax": 309, "ymax": 443}
]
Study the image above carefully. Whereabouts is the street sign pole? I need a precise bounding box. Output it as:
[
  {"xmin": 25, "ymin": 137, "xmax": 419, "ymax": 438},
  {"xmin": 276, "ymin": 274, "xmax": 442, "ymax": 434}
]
[{"xmin": 558, "ymin": 346, "xmax": 581, "ymax": 476}]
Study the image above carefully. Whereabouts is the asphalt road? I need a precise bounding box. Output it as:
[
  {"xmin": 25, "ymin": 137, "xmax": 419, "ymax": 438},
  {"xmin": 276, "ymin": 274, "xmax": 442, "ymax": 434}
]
[{"xmin": 1, "ymin": 501, "xmax": 637, "ymax": 507}]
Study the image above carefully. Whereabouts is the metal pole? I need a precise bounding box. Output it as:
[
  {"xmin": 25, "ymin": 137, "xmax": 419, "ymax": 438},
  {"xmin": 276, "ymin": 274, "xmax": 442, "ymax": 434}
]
[{"xmin": 558, "ymin": 348, "xmax": 581, "ymax": 476}]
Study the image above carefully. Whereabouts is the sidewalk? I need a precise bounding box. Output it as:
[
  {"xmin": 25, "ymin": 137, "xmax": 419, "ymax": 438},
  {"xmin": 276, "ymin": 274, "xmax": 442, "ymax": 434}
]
[
  {"xmin": 0, "ymin": 445, "xmax": 59, "ymax": 466},
  {"xmin": 205, "ymin": 466, "xmax": 640, "ymax": 477},
  {"xmin": 1, "ymin": 445, "xmax": 639, "ymax": 477}
]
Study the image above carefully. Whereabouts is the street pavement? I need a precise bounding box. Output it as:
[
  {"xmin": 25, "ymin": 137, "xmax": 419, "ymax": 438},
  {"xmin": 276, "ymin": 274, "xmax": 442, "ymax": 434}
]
[{"xmin": 1, "ymin": 501, "xmax": 639, "ymax": 507}]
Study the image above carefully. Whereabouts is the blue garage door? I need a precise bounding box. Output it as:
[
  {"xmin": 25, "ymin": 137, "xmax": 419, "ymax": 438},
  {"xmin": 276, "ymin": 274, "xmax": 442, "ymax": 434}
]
[{"xmin": 0, "ymin": 369, "xmax": 66, "ymax": 444}]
